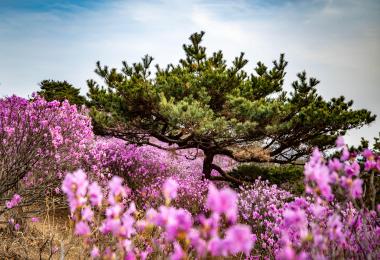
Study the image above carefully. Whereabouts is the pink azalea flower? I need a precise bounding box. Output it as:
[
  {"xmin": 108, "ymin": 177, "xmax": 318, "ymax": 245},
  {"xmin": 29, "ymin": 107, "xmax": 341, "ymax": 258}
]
[
  {"xmin": 5, "ymin": 193, "xmax": 22, "ymax": 209},
  {"xmin": 163, "ymin": 178, "xmax": 179, "ymax": 200},
  {"xmin": 350, "ymin": 178, "xmax": 363, "ymax": 199},
  {"xmin": 101, "ymin": 218, "xmax": 122, "ymax": 236},
  {"xmin": 75, "ymin": 221, "xmax": 91, "ymax": 236},
  {"xmin": 327, "ymin": 214, "xmax": 346, "ymax": 245},
  {"xmin": 341, "ymin": 146, "xmax": 350, "ymax": 161},
  {"xmin": 328, "ymin": 158, "xmax": 342, "ymax": 172},
  {"xmin": 14, "ymin": 223, "xmax": 21, "ymax": 231},
  {"xmin": 225, "ymin": 224, "xmax": 255, "ymax": 255},
  {"xmin": 199, "ymin": 213, "xmax": 220, "ymax": 237},
  {"xmin": 276, "ymin": 245, "xmax": 296, "ymax": 260},
  {"xmin": 5, "ymin": 201, "xmax": 13, "ymax": 209},
  {"xmin": 362, "ymin": 148, "xmax": 374, "ymax": 159},
  {"xmin": 188, "ymin": 229, "xmax": 207, "ymax": 257},
  {"xmin": 88, "ymin": 182, "xmax": 103, "ymax": 207},
  {"xmin": 108, "ymin": 176, "xmax": 128, "ymax": 205},
  {"xmin": 122, "ymin": 239, "xmax": 133, "ymax": 252},
  {"xmin": 140, "ymin": 246, "xmax": 153, "ymax": 260},
  {"xmin": 120, "ymin": 212, "xmax": 136, "ymax": 238},
  {"xmin": 4, "ymin": 126, "xmax": 15, "ymax": 136},
  {"xmin": 62, "ymin": 170, "xmax": 89, "ymax": 213},
  {"xmin": 170, "ymin": 242, "xmax": 185, "ymax": 260},
  {"xmin": 12, "ymin": 194, "xmax": 22, "ymax": 204},
  {"xmin": 208, "ymin": 236, "xmax": 228, "ymax": 257},
  {"xmin": 8, "ymin": 218, "xmax": 14, "ymax": 225},
  {"xmin": 365, "ymin": 159, "xmax": 377, "ymax": 171},
  {"xmin": 81, "ymin": 207, "xmax": 94, "ymax": 221},
  {"xmin": 31, "ymin": 217, "xmax": 40, "ymax": 222},
  {"xmin": 344, "ymin": 161, "xmax": 360, "ymax": 177},
  {"xmin": 124, "ymin": 251, "xmax": 136, "ymax": 260},
  {"xmin": 283, "ymin": 208, "xmax": 307, "ymax": 228},
  {"xmin": 206, "ymin": 184, "xmax": 238, "ymax": 223},
  {"xmin": 165, "ymin": 208, "xmax": 193, "ymax": 241},
  {"xmin": 305, "ymin": 149, "xmax": 335, "ymax": 201},
  {"xmin": 336, "ymin": 136, "xmax": 345, "ymax": 147}
]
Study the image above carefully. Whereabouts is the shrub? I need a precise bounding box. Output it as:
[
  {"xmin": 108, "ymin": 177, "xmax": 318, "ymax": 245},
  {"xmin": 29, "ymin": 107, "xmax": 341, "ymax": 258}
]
[
  {"xmin": 61, "ymin": 137, "xmax": 380, "ymax": 259},
  {"xmin": 229, "ymin": 163, "xmax": 305, "ymax": 194},
  {"xmin": 0, "ymin": 95, "xmax": 93, "ymax": 214},
  {"xmin": 62, "ymin": 170, "xmax": 255, "ymax": 259}
]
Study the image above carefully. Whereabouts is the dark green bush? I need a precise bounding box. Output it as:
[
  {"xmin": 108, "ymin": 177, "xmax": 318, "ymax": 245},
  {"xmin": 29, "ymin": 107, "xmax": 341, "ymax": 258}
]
[{"xmin": 229, "ymin": 163, "xmax": 305, "ymax": 195}]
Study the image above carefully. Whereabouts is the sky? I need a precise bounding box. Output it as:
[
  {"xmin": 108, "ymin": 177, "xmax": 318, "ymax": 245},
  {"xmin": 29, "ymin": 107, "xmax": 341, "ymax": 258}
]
[{"xmin": 0, "ymin": 0, "xmax": 379, "ymax": 146}]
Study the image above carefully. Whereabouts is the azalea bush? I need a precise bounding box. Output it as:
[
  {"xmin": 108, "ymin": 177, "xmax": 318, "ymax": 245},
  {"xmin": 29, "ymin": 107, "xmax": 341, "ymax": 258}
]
[
  {"xmin": 83, "ymin": 138, "xmax": 235, "ymax": 214},
  {"xmin": 62, "ymin": 137, "xmax": 380, "ymax": 259},
  {"xmin": 238, "ymin": 138, "xmax": 380, "ymax": 259},
  {"xmin": 62, "ymin": 170, "xmax": 255, "ymax": 259},
  {"xmin": 238, "ymin": 179, "xmax": 293, "ymax": 257},
  {"xmin": 273, "ymin": 138, "xmax": 380, "ymax": 259},
  {"xmin": 1, "ymin": 94, "xmax": 379, "ymax": 259},
  {"xmin": 0, "ymin": 95, "xmax": 93, "ymax": 217}
]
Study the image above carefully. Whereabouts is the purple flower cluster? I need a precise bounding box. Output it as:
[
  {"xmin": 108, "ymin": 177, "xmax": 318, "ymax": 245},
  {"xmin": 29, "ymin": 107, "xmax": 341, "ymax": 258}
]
[
  {"xmin": 2, "ymin": 95, "xmax": 379, "ymax": 260},
  {"xmin": 62, "ymin": 171, "xmax": 255, "ymax": 259},
  {"xmin": 235, "ymin": 137, "xmax": 380, "ymax": 258},
  {"xmin": 83, "ymin": 138, "xmax": 213, "ymax": 214},
  {"xmin": 0, "ymin": 95, "xmax": 93, "ymax": 196},
  {"xmin": 238, "ymin": 179, "xmax": 293, "ymax": 255},
  {"xmin": 60, "ymin": 136, "xmax": 380, "ymax": 259},
  {"xmin": 273, "ymin": 137, "xmax": 380, "ymax": 259},
  {"xmin": 5, "ymin": 193, "xmax": 22, "ymax": 209}
]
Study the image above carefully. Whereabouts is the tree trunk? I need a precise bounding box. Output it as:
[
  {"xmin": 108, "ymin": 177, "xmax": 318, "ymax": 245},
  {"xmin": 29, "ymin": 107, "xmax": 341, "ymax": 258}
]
[
  {"xmin": 202, "ymin": 151, "xmax": 214, "ymax": 180},
  {"xmin": 202, "ymin": 151, "xmax": 244, "ymax": 185}
]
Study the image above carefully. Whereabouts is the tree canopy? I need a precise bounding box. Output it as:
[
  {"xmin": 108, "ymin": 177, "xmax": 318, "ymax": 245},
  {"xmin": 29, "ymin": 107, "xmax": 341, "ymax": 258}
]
[
  {"xmin": 38, "ymin": 79, "xmax": 86, "ymax": 106},
  {"xmin": 87, "ymin": 31, "xmax": 376, "ymax": 184}
]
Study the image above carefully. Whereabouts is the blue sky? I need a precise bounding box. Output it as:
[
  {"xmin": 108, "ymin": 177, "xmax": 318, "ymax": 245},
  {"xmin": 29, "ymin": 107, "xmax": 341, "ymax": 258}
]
[{"xmin": 0, "ymin": 0, "xmax": 379, "ymax": 145}]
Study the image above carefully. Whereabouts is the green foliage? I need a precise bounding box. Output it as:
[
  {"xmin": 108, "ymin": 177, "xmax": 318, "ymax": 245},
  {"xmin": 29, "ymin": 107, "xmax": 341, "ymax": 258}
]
[
  {"xmin": 374, "ymin": 134, "xmax": 380, "ymax": 153},
  {"xmin": 229, "ymin": 164, "xmax": 305, "ymax": 194},
  {"xmin": 38, "ymin": 80, "xmax": 86, "ymax": 106},
  {"xmin": 87, "ymin": 31, "xmax": 376, "ymax": 183},
  {"xmin": 356, "ymin": 132, "xmax": 380, "ymax": 153}
]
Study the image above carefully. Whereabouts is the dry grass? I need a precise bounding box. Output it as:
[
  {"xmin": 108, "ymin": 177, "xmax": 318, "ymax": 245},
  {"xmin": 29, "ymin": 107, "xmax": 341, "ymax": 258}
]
[
  {"xmin": 228, "ymin": 143, "xmax": 270, "ymax": 162},
  {"xmin": 0, "ymin": 198, "xmax": 84, "ymax": 259}
]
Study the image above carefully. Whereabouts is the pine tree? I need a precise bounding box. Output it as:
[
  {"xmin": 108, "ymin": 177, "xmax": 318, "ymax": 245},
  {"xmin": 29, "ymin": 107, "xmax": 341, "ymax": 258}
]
[
  {"xmin": 87, "ymin": 31, "xmax": 376, "ymax": 184},
  {"xmin": 38, "ymin": 80, "xmax": 86, "ymax": 106}
]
